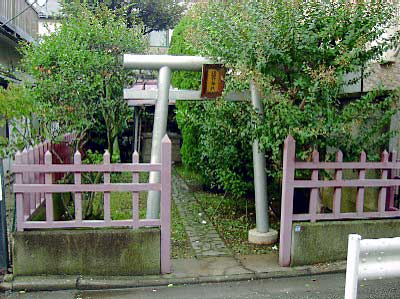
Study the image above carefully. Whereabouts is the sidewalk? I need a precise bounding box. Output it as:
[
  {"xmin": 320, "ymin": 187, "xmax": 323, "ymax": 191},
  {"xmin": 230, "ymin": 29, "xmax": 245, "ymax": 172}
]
[{"xmin": 1, "ymin": 253, "xmax": 346, "ymax": 292}]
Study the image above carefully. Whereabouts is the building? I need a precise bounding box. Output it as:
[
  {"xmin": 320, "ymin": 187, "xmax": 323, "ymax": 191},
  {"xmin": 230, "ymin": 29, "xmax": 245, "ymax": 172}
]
[
  {"xmin": 0, "ymin": 0, "xmax": 40, "ymax": 174},
  {"xmin": 37, "ymin": 0, "xmax": 61, "ymax": 36},
  {"xmin": 0, "ymin": 0, "xmax": 40, "ymax": 86}
]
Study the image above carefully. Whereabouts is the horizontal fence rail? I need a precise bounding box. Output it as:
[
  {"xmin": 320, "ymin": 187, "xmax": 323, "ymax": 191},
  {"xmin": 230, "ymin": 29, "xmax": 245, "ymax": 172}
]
[
  {"xmin": 279, "ymin": 135, "xmax": 400, "ymax": 267},
  {"xmin": 12, "ymin": 163, "xmax": 162, "ymax": 173},
  {"xmin": 12, "ymin": 135, "xmax": 172, "ymax": 274},
  {"xmin": 345, "ymin": 234, "xmax": 400, "ymax": 299}
]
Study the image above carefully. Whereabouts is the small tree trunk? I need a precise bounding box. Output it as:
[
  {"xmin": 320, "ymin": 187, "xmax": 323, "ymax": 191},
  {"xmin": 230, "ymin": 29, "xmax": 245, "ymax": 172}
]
[
  {"xmin": 106, "ymin": 127, "xmax": 113, "ymax": 159},
  {"xmin": 112, "ymin": 135, "xmax": 120, "ymax": 162}
]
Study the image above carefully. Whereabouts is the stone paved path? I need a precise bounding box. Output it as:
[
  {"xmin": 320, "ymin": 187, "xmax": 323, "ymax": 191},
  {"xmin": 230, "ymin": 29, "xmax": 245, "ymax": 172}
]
[{"xmin": 172, "ymin": 170, "xmax": 231, "ymax": 257}]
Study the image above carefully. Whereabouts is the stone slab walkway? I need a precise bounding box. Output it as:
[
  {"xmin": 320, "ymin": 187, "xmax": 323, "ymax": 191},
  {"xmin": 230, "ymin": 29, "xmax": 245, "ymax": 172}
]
[{"xmin": 172, "ymin": 170, "xmax": 231, "ymax": 257}]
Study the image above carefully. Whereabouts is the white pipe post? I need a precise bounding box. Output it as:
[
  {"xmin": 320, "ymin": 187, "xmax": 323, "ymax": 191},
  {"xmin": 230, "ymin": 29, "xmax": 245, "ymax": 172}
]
[
  {"xmin": 250, "ymin": 81, "xmax": 269, "ymax": 233},
  {"xmin": 345, "ymin": 234, "xmax": 361, "ymax": 299},
  {"xmin": 146, "ymin": 66, "xmax": 172, "ymax": 219}
]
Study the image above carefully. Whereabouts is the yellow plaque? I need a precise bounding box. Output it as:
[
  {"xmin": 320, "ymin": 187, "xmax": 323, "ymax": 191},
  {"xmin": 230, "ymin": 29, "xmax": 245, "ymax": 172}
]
[{"xmin": 201, "ymin": 64, "xmax": 226, "ymax": 98}]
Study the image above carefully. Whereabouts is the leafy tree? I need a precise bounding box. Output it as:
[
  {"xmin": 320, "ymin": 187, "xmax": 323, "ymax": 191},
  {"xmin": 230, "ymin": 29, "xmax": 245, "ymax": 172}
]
[
  {"xmin": 0, "ymin": 84, "xmax": 37, "ymax": 157},
  {"xmin": 169, "ymin": 14, "xmax": 255, "ymax": 195},
  {"xmin": 64, "ymin": 0, "xmax": 185, "ymax": 35},
  {"xmin": 20, "ymin": 2, "xmax": 147, "ymax": 157},
  {"xmin": 170, "ymin": 0, "xmax": 400, "ymax": 197}
]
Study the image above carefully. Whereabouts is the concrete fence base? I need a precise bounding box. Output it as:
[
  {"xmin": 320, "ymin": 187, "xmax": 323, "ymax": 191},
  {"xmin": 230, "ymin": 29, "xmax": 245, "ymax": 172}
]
[
  {"xmin": 13, "ymin": 228, "xmax": 160, "ymax": 276},
  {"xmin": 291, "ymin": 219, "xmax": 400, "ymax": 266}
]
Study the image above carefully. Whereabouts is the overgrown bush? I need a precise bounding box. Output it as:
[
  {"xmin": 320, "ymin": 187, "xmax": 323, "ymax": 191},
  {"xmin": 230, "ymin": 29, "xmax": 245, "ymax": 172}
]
[
  {"xmin": 20, "ymin": 2, "xmax": 147, "ymax": 157},
  {"xmin": 170, "ymin": 15, "xmax": 255, "ymax": 196},
  {"xmin": 170, "ymin": 1, "xmax": 400, "ymax": 198}
]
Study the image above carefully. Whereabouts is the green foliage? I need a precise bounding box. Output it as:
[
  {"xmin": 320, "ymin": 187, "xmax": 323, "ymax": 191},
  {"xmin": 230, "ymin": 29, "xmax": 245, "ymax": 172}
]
[
  {"xmin": 81, "ymin": 149, "xmax": 104, "ymax": 219},
  {"xmin": 170, "ymin": 1, "xmax": 400, "ymax": 197},
  {"xmin": 0, "ymin": 84, "xmax": 38, "ymax": 156},
  {"xmin": 168, "ymin": 14, "xmax": 204, "ymax": 185},
  {"xmin": 20, "ymin": 2, "xmax": 147, "ymax": 156},
  {"xmin": 64, "ymin": 0, "xmax": 185, "ymax": 34},
  {"xmin": 169, "ymin": 13, "xmax": 255, "ymax": 196}
]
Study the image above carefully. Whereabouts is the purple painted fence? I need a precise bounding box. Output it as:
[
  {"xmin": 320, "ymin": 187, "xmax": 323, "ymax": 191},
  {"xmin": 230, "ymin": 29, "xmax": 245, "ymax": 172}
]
[
  {"xmin": 12, "ymin": 135, "xmax": 172, "ymax": 274},
  {"xmin": 279, "ymin": 135, "xmax": 400, "ymax": 267},
  {"xmin": 16, "ymin": 134, "xmax": 75, "ymax": 221}
]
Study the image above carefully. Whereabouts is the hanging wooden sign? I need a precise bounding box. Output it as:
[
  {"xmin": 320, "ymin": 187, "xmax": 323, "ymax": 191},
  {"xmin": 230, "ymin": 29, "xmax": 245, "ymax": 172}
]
[{"xmin": 201, "ymin": 64, "xmax": 226, "ymax": 99}]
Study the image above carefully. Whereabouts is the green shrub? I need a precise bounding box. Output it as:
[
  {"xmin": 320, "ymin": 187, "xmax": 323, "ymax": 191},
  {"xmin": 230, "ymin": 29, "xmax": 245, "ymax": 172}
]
[
  {"xmin": 170, "ymin": 1, "xmax": 400, "ymax": 198},
  {"xmin": 169, "ymin": 14, "xmax": 254, "ymax": 196}
]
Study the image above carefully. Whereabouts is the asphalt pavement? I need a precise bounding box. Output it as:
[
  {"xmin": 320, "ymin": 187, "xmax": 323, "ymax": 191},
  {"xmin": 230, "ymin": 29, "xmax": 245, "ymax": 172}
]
[{"xmin": 2, "ymin": 273, "xmax": 400, "ymax": 299}]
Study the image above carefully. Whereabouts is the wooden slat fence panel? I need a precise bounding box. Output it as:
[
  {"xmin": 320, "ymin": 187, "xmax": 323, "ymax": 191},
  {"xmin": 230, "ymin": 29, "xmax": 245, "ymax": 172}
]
[
  {"xmin": 14, "ymin": 134, "xmax": 76, "ymax": 220},
  {"xmin": 12, "ymin": 134, "xmax": 172, "ymax": 274},
  {"xmin": 279, "ymin": 135, "xmax": 400, "ymax": 267}
]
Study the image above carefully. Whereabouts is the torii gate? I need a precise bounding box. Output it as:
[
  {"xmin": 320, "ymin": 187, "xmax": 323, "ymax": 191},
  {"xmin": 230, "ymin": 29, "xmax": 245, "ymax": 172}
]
[{"xmin": 123, "ymin": 54, "xmax": 277, "ymax": 244}]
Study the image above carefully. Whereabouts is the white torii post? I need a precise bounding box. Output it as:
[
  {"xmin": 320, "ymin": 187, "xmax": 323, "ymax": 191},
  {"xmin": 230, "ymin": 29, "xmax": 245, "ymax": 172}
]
[{"xmin": 123, "ymin": 54, "xmax": 277, "ymax": 244}]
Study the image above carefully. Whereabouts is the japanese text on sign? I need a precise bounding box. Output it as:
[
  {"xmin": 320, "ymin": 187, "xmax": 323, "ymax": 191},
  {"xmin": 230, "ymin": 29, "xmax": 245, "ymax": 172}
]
[{"xmin": 201, "ymin": 64, "xmax": 226, "ymax": 99}]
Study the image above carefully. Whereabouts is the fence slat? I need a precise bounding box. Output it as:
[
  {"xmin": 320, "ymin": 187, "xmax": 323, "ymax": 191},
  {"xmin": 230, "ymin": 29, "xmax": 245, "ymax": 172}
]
[
  {"xmin": 333, "ymin": 150, "xmax": 343, "ymax": 216},
  {"xmin": 33, "ymin": 145, "xmax": 40, "ymax": 209},
  {"xmin": 103, "ymin": 151, "xmax": 111, "ymax": 223},
  {"xmin": 378, "ymin": 151, "xmax": 389, "ymax": 213},
  {"xmin": 15, "ymin": 151, "xmax": 24, "ymax": 231},
  {"xmin": 160, "ymin": 135, "xmax": 171, "ymax": 274},
  {"xmin": 21, "ymin": 149, "xmax": 29, "ymax": 218},
  {"xmin": 45, "ymin": 151, "xmax": 53, "ymax": 222},
  {"xmin": 132, "ymin": 151, "xmax": 139, "ymax": 229},
  {"xmin": 356, "ymin": 151, "xmax": 366, "ymax": 215},
  {"xmin": 28, "ymin": 147, "xmax": 35, "ymax": 213},
  {"xmin": 309, "ymin": 150, "xmax": 319, "ymax": 222},
  {"xmin": 39, "ymin": 143, "xmax": 45, "ymax": 205},
  {"xmin": 279, "ymin": 135, "xmax": 296, "ymax": 267},
  {"xmin": 388, "ymin": 151, "xmax": 398, "ymax": 211},
  {"xmin": 74, "ymin": 151, "xmax": 82, "ymax": 223}
]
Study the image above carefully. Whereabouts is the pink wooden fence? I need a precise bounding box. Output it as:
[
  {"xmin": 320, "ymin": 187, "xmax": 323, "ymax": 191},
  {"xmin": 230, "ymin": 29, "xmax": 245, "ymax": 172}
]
[
  {"xmin": 280, "ymin": 135, "xmax": 400, "ymax": 267},
  {"xmin": 12, "ymin": 135, "xmax": 172, "ymax": 274},
  {"xmin": 16, "ymin": 134, "xmax": 74, "ymax": 221}
]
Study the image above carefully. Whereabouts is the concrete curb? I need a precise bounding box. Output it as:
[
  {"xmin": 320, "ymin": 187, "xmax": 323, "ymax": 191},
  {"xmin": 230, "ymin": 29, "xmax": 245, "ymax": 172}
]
[{"xmin": 1, "ymin": 263, "xmax": 346, "ymax": 292}]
